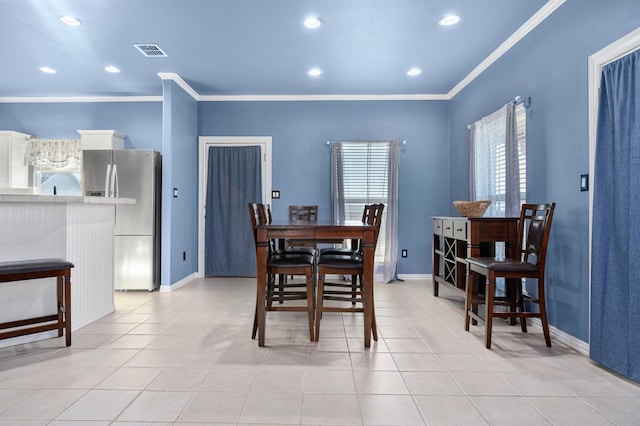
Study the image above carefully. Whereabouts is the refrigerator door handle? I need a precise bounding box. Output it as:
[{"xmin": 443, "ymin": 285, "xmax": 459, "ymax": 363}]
[
  {"xmin": 105, "ymin": 163, "xmax": 112, "ymax": 198},
  {"xmin": 111, "ymin": 164, "xmax": 119, "ymax": 198}
]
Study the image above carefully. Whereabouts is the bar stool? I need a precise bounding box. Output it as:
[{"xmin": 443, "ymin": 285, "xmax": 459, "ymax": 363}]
[
  {"xmin": 314, "ymin": 203, "xmax": 384, "ymax": 342},
  {"xmin": 249, "ymin": 203, "xmax": 316, "ymax": 342},
  {"xmin": 464, "ymin": 203, "xmax": 556, "ymax": 348}
]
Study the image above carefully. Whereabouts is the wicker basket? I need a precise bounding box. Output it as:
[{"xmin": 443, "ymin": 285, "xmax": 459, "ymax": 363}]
[{"xmin": 453, "ymin": 200, "xmax": 491, "ymax": 217}]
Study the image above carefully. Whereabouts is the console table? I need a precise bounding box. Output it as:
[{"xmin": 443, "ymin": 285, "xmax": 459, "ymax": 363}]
[{"xmin": 432, "ymin": 216, "xmax": 519, "ymax": 297}]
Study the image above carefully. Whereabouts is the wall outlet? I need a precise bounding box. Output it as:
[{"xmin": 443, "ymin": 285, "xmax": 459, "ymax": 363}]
[{"xmin": 401, "ymin": 249, "xmax": 408, "ymax": 258}]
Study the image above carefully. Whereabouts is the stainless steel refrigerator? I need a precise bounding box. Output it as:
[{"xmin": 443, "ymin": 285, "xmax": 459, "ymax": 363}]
[{"xmin": 82, "ymin": 149, "xmax": 162, "ymax": 291}]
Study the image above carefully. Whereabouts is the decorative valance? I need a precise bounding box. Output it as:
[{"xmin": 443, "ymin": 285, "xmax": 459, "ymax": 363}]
[{"xmin": 24, "ymin": 138, "xmax": 82, "ymax": 168}]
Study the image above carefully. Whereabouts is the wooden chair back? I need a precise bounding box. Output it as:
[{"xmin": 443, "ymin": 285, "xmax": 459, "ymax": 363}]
[
  {"xmin": 289, "ymin": 205, "xmax": 318, "ymax": 221},
  {"xmin": 517, "ymin": 203, "xmax": 556, "ymax": 269}
]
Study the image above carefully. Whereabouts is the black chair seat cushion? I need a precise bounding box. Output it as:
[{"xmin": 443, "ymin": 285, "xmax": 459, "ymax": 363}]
[
  {"xmin": 0, "ymin": 258, "xmax": 74, "ymax": 276},
  {"xmin": 318, "ymin": 253, "xmax": 363, "ymax": 269},
  {"xmin": 319, "ymin": 247, "xmax": 359, "ymax": 256},
  {"xmin": 268, "ymin": 253, "xmax": 314, "ymax": 267},
  {"xmin": 280, "ymin": 246, "xmax": 316, "ymax": 255},
  {"xmin": 467, "ymin": 257, "xmax": 538, "ymax": 273}
]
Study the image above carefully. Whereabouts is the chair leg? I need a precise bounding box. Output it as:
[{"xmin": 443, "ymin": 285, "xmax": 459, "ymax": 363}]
[
  {"xmin": 485, "ymin": 276, "xmax": 495, "ymax": 349},
  {"xmin": 514, "ymin": 280, "xmax": 528, "ymax": 333},
  {"xmin": 352, "ymin": 274, "xmax": 358, "ymax": 305},
  {"xmin": 278, "ymin": 274, "xmax": 285, "ymax": 304},
  {"xmin": 267, "ymin": 274, "xmax": 275, "ymax": 308},
  {"xmin": 537, "ymin": 277, "xmax": 551, "ymax": 347},
  {"xmin": 371, "ymin": 297, "xmax": 378, "ymax": 341},
  {"xmin": 315, "ymin": 267, "xmax": 325, "ymax": 342},
  {"xmin": 464, "ymin": 270, "xmax": 473, "ymax": 331},
  {"xmin": 252, "ymin": 297, "xmax": 259, "ymax": 339}
]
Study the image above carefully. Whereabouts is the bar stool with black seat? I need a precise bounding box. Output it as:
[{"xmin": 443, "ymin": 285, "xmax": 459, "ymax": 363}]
[
  {"xmin": 318, "ymin": 203, "xmax": 375, "ymax": 304},
  {"xmin": 249, "ymin": 203, "xmax": 316, "ymax": 342},
  {"xmin": 265, "ymin": 203, "xmax": 315, "ymax": 304},
  {"xmin": 286, "ymin": 205, "xmax": 320, "ymax": 254},
  {"xmin": 314, "ymin": 203, "xmax": 385, "ymax": 342},
  {"xmin": 464, "ymin": 203, "xmax": 556, "ymax": 349}
]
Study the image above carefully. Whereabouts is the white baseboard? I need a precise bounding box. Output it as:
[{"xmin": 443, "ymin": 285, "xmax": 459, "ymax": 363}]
[
  {"xmin": 396, "ymin": 273, "xmax": 432, "ymax": 281},
  {"xmin": 394, "ymin": 274, "xmax": 590, "ymax": 355},
  {"xmin": 160, "ymin": 272, "xmax": 199, "ymax": 292},
  {"xmin": 529, "ymin": 318, "xmax": 590, "ymax": 355}
]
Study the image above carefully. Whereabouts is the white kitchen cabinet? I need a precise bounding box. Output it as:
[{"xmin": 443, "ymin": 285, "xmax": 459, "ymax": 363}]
[
  {"xmin": 0, "ymin": 131, "xmax": 31, "ymax": 189},
  {"xmin": 77, "ymin": 129, "xmax": 125, "ymax": 150}
]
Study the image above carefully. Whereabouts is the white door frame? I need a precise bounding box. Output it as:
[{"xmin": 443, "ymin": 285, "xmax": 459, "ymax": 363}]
[
  {"xmin": 198, "ymin": 136, "xmax": 272, "ymax": 276},
  {"xmin": 587, "ymin": 27, "xmax": 640, "ymax": 342}
]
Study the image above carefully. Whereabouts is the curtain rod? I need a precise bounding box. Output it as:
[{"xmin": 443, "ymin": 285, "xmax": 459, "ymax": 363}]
[
  {"xmin": 326, "ymin": 140, "xmax": 407, "ymax": 145},
  {"xmin": 466, "ymin": 96, "xmax": 530, "ymax": 130}
]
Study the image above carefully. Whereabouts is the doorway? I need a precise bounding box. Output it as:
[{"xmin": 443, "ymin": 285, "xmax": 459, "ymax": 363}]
[
  {"xmin": 198, "ymin": 136, "xmax": 272, "ymax": 276},
  {"xmin": 587, "ymin": 28, "xmax": 640, "ymax": 346}
]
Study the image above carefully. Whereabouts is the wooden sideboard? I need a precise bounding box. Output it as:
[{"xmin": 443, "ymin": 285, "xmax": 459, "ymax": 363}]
[{"xmin": 432, "ymin": 216, "xmax": 519, "ymax": 297}]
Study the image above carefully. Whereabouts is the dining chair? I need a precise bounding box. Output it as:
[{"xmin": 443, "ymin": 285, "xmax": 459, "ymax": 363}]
[
  {"xmin": 314, "ymin": 203, "xmax": 385, "ymax": 342},
  {"xmin": 249, "ymin": 202, "xmax": 316, "ymax": 341},
  {"xmin": 319, "ymin": 203, "xmax": 372, "ymax": 257},
  {"xmin": 319, "ymin": 203, "xmax": 374, "ymax": 304},
  {"xmin": 265, "ymin": 203, "xmax": 314, "ymax": 304},
  {"xmin": 286, "ymin": 205, "xmax": 320, "ymax": 253},
  {"xmin": 464, "ymin": 202, "xmax": 556, "ymax": 349}
]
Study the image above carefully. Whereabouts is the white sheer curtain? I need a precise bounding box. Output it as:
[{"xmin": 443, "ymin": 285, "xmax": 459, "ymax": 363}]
[
  {"xmin": 469, "ymin": 102, "xmax": 520, "ymax": 217},
  {"xmin": 24, "ymin": 138, "xmax": 82, "ymax": 168},
  {"xmin": 329, "ymin": 140, "xmax": 400, "ymax": 283},
  {"xmin": 383, "ymin": 141, "xmax": 400, "ymax": 283}
]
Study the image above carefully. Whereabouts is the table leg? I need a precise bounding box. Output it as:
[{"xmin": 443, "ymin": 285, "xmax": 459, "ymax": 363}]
[
  {"xmin": 361, "ymin": 230, "xmax": 375, "ymax": 349},
  {"xmin": 256, "ymin": 232, "xmax": 268, "ymax": 347}
]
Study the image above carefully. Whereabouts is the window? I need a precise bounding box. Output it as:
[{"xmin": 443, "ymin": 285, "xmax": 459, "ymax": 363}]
[
  {"xmin": 471, "ymin": 101, "xmax": 527, "ymax": 217},
  {"xmin": 339, "ymin": 143, "xmax": 389, "ymax": 262}
]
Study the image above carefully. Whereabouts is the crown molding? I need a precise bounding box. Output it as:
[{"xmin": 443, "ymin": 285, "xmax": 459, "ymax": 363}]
[
  {"xmin": 447, "ymin": 0, "xmax": 566, "ymax": 99},
  {"xmin": 198, "ymin": 93, "xmax": 451, "ymax": 102},
  {"xmin": 0, "ymin": 96, "xmax": 162, "ymax": 103},
  {"xmin": 157, "ymin": 72, "xmax": 201, "ymax": 100}
]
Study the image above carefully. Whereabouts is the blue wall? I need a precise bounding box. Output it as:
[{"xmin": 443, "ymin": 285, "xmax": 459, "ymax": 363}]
[
  {"xmin": 448, "ymin": 0, "xmax": 639, "ymax": 342},
  {"xmin": 162, "ymin": 81, "xmax": 199, "ymax": 285},
  {"xmin": 0, "ymin": 102, "xmax": 162, "ymax": 149},
  {"xmin": 198, "ymin": 100, "xmax": 451, "ymax": 274}
]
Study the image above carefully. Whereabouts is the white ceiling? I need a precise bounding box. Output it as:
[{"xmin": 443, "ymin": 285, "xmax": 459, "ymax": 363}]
[{"xmin": 0, "ymin": 0, "xmax": 563, "ymax": 100}]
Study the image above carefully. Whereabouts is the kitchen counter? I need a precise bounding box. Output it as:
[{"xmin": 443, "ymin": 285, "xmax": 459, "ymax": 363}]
[
  {"xmin": 0, "ymin": 194, "xmax": 135, "ymax": 204},
  {"xmin": 0, "ymin": 195, "xmax": 132, "ymax": 348}
]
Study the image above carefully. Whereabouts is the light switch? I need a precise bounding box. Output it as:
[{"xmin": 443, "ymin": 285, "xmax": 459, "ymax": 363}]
[
  {"xmin": 173, "ymin": 188, "xmax": 178, "ymax": 198},
  {"xmin": 580, "ymin": 174, "xmax": 588, "ymax": 192},
  {"xmin": 271, "ymin": 190, "xmax": 280, "ymax": 199}
]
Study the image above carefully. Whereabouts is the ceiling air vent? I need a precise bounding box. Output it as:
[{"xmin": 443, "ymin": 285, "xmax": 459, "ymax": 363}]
[{"xmin": 133, "ymin": 44, "xmax": 168, "ymax": 57}]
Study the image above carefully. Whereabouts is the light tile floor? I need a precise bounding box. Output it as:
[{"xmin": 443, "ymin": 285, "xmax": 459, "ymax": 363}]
[{"xmin": 1, "ymin": 277, "xmax": 639, "ymax": 425}]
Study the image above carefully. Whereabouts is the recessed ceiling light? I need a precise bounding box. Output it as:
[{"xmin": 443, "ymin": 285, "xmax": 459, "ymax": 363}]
[
  {"xmin": 304, "ymin": 17, "xmax": 323, "ymax": 29},
  {"xmin": 308, "ymin": 68, "xmax": 323, "ymax": 77},
  {"xmin": 60, "ymin": 16, "xmax": 81, "ymax": 26},
  {"xmin": 407, "ymin": 67, "xmax": 422, "ymax": 76},
  {"xmin": 104, "ymin": 66, "xmax": 120, "ymax": 73},
  {"xmin": 39, "ymin": 67, "xmax": 56, "ymax": 74},
  {"xmin": 439, "ymin": 15, "xmax": 461, "ymax": 26}
]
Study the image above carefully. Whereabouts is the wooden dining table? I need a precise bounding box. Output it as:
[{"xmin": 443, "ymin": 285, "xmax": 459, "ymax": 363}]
[{"xmin": 255, "ymin": 218, "xmax": 378, "ymax": 348}]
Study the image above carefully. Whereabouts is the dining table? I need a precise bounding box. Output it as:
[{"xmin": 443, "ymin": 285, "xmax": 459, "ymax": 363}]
[{"xmin": 255, "ymin": 218, "xmax": 377, "ymax": 348}]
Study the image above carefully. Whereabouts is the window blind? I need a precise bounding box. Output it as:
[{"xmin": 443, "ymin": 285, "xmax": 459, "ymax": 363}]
[{"xmin": 340, "ymin": 142, "xmax": 389, "ymax": 262}]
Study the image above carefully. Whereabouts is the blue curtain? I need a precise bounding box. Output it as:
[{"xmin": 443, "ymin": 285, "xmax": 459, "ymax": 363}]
[
  {"xmin": 591, "ymin": 49, "xmax": 640, "ymax": 382},
  {"xmin": 205, "ymin": 146, "xmax": 262, "ymax": 276}
]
